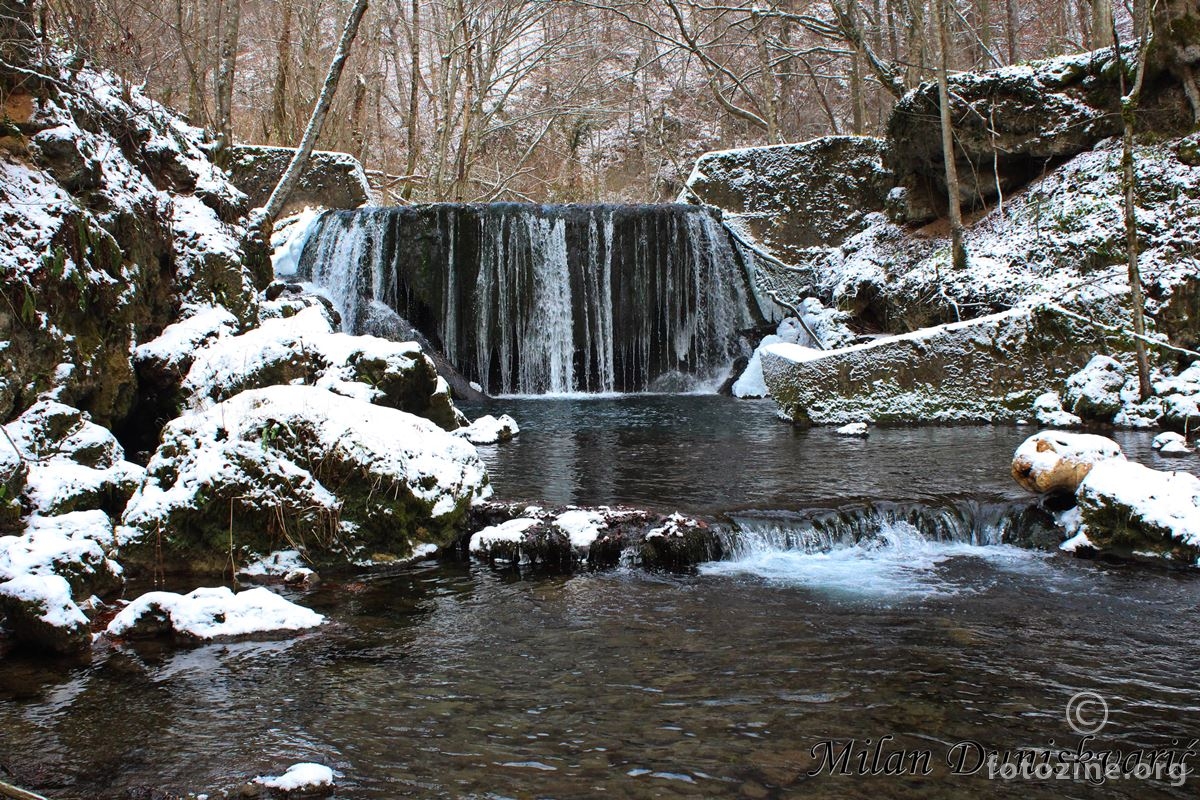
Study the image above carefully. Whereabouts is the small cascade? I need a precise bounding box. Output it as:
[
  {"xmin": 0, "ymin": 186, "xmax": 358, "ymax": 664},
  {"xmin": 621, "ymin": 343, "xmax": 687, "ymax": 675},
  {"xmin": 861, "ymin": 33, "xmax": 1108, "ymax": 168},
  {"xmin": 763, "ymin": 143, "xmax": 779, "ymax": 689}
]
[
  {"xmin": 719, "ymin": 499, "xmax": 1059, "ymax": 556},
  {"xmin": 296, "ymin": 203, "xmax": 758, "ymax": 395},
  {"xmin": 705, "ymin": 500, "xmax": 1059, "ymax": 598}
]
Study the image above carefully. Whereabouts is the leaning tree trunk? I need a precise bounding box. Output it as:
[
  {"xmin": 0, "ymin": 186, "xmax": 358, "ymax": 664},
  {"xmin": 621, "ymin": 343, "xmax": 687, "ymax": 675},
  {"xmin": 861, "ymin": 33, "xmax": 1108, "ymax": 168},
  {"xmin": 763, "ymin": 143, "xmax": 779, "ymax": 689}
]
[
  {"xmin": 936, "ymin": 0, "xmax": 967, "ymax": 271},
  {"xmin": 257, "ymin": 0, "xmax": 371, "ymax": 236}
]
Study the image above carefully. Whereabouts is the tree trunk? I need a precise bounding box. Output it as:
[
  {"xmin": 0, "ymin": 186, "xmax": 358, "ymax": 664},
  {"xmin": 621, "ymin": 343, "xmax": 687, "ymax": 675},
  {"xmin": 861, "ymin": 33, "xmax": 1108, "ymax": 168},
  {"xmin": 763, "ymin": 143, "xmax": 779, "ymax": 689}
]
[
  {"xmin": 1092, "ymin": 0, "xmax": 1114, "ymax": 49},
  {"xmin": 402, "ymin": 0, "xmax": 421, "ymax": 200},
  {"xmin": 1115, "ymin": 4, "xmax": 1154, "ymax": 399},
  {"xmin": 270, "ymin": 0, "xmax": 293, "ymax": 144},
  {"xmin": 936, "ymin": 0, "xmax": 968, "ymax": 271},
  {"xmin": 1005, "ymin": 0, "xmax": 1019, "ymax": 63},
  {"xmin": 258, "ymin": 0, "xmax": 371, "ymax": 233},
  {"xmin": 213, "ymin": 0, "xmax": 241, "ymax": 157}
]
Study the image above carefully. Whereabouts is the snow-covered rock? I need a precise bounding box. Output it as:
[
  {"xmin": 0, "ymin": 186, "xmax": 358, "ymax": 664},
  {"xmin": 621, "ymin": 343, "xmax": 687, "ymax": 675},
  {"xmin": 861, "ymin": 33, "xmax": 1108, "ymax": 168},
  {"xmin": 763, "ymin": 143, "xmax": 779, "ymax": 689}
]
[
  {"xmin": 0, "ymin": 573, "xmax": 90, "ymax": 653},
  {"xmin": 835, "ymin": 422, "xmax": 869, "ymax": 437},
  {"xmin": 176, "ymin": 304, "xmax": 464, "ymax": 430},
  {"xmin": 733, "ymin": 316, "xmax": 827, "ymax": 398},
  {"xmin": 1076, "ymin": 460, "xmax": 1200, "ymax": 561},
  {"xmin": 1032, "ymin": 392, "xmax": 1083, "ymax": 428},
  {"xmin": 3, "ymin": 401, "xmax": 146, "ymax": 516},
  {"xmin": 106, "ymin": 586, "xmax": 323, "ymax": 642},
  {"xmin": 1063, "ymin": 355, "xmax": 1126, "ymax": 422},
  {"xmin": 762, "ymin": 306, "xmax": 1105, "ymax": 425},
  {"xmin": 466, "ymin": 503, "xmax": 718, "ymax": 572},
  {"xmin": 120, "ymin": 385, "xmax": 490, "ymax": 574},
  {"xmin": 454, "ymin": 414, "xmax": 519, "ymax": 444},
  {"xmin": 237, "ymin": 550, "xmax": 315, "ymax": 584},
  {"xmin": 1011, "ymin": 431, "xmax": 1124, "ymax": 494},
  {"xmin": 1152, "ymin": 431, "xmax": 1193, "ymax": 456},
  {"xmin": 253, "ymin": 762, "xmax": 336, "ymax": 794},
  {"xmin": 0, "ymin": 511, "xmax": 122, "ymax": 597}
]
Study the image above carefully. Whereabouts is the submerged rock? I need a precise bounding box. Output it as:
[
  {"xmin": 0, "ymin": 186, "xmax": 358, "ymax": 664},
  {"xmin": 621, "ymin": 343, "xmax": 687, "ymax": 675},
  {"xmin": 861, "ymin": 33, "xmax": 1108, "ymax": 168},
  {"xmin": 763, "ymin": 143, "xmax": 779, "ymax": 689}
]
[
  {"xmin": 119, "ymin": 385, "xmax": 490, "ymax": 575},
  {"xmin": 1012, "ymin": 431, "xmax": 1124, "ymax": 494},
  {"xmin": 762, "ymin": 306, "xmax": 1110, "ymax": 425}
]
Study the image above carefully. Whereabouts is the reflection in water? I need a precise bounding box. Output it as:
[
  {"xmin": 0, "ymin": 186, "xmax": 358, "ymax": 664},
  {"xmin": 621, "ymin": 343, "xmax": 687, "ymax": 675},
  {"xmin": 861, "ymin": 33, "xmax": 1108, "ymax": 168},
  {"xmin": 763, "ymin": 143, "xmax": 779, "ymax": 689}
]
[{"xmin": 466, "ymin": 395, "xmax": 1192, "ymax": 513}]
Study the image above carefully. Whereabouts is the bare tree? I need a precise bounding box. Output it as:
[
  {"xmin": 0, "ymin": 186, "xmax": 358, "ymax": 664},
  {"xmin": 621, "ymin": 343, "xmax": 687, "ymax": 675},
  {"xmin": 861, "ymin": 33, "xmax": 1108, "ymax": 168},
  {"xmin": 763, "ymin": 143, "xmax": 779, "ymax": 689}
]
[
  {"xmin": 213, "ymin": 0, "xmax": 240, "ymax": 156},
  {"xmin": 258, "ymin": 0, "xmax": 371, "ymax": 232},
  {"xmin": 936, "ymin": 0, "xmax": 967, "ymax": 270}
]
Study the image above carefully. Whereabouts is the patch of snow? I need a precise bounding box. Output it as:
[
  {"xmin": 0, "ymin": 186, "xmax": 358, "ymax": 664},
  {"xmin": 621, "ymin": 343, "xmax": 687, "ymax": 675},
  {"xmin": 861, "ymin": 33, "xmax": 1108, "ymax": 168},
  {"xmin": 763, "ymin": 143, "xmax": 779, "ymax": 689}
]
[
  {"xmin": 254, "ymin": 763, "xmax": 335, "ymax": 792},
  {"xmin": 455, "ymin": 414, "xmax": 519, "ymax": 444},
  {"xmin": 835, "ymin": 422, "xmax": 869, "ymax": 437},
  {"xmin": 553, "ymin": 509, "xmax": 607, "ymax": 549},
  {"xmin": 469, "ymin": 518, "xmax": 539, "ymax": 553},
  {"xmin": 106, "ymin": 586, "xmax": 324, "ymax": 640},
  {"xmin": 1153, "ymin": 431, "xmax": 1189, "ymax": 451}
]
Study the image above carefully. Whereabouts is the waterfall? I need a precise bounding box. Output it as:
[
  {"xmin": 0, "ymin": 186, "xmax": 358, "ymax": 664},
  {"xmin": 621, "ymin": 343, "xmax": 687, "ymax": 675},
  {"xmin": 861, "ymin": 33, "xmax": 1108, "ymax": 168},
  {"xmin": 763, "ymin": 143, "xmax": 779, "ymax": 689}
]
[{"xmin": 296, "ymin": 203, "xmax": 758, "ymax": 395}]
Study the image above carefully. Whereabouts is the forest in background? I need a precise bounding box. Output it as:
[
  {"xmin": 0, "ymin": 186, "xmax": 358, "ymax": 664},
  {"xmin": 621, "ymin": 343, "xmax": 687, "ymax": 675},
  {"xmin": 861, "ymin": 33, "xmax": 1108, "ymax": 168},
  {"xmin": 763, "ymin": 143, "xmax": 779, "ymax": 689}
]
[{"xmin": 40, "ymin": 0, "xmax": 1137, "ymax": 202}]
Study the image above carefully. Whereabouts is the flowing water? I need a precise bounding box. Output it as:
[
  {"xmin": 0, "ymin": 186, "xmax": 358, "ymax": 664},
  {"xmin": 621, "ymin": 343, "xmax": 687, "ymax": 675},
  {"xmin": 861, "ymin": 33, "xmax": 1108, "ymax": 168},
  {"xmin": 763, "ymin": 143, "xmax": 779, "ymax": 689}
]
[
  {"xmin": 2, "ymin": 396, "xmax": 1200, "ymax": 798},
  {"xmin": 293, "ymin": 204, "xmax": 758, "ymax": 394}
]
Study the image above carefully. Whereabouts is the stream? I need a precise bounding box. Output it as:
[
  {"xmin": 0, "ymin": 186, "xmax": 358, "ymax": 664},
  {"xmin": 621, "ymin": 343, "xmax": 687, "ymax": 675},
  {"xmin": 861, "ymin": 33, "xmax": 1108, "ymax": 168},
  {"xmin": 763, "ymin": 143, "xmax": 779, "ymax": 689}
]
[{"xmin": 2, "ymin": 396, "xmax": 1199, "ymax": 798}]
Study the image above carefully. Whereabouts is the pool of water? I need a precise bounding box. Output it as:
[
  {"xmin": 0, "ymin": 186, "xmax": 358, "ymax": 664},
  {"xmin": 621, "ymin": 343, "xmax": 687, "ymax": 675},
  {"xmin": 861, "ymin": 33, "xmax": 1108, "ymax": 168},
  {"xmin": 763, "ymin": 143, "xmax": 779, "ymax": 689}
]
[
  {"xmin": 2, "ymin": 396, "xmax": 1199, "ymax": 798},
  {"xmin": 466, "ymin": 395, "xmax": 1186, "ymax": 514}
]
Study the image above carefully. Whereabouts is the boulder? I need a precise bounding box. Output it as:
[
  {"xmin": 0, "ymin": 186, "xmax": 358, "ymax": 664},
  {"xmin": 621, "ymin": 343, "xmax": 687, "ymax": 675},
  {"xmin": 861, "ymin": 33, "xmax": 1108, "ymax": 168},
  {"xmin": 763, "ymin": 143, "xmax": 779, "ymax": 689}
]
[
  {"xmin": 455, "ymin": 414, "xmax": 519, "ymax": 444},
  {"xmin": 0, "ymin": 511, "xmax": 124, "ymax": 599},
  {"xmin": 119, "ymin": 385, "xmax": 490, "ymax": 574},
  {"xmin": 176, "ymin": 304, "xmax": 465, "ymax": 430},
  {"xmin": 226, "ymin": 144, "xmax": 371, "ymax": 216},
  {"xmin": 761, "ymin": 306, "xmax": 1112, "ymax": 425},
  {"xmin": 1032, "ymin": 392, "xmax": 1082, "ymax": 428},
  {"xmin": 1063, "ymin": 355, "xmax": 1126, "ymax": 422},
  {"xmin": 886, "ymin": 47, "xmax": 1187, "ymax": 222},
  {"xmin": 1011, "ymin": 431, "xmax": 1124, "ymax": 494},
  {"xmin": 1076, "ymin": 460, "xmax": 1200, "ymax": 561},
  {"xmin": 106, "ymin": 586, "xmax": 323, "ymax": 643},
  {"xmin": 1153, "ymin": 431, "xmax": 1192, "ymax": 456},
  {"xmin": 1154, "ymin": 361, "xmax": 1200, "ymax": 433},
  {"xmin": 683, "ymin": 137, "xmax": 894, "ymax": 261},
  {"xmin": 464, "ymin": 504, "xmax": 718, "ymax": 572},
  {"xmin": 0, "ymin": 574, "xmax": 90, "ymax": 653}
]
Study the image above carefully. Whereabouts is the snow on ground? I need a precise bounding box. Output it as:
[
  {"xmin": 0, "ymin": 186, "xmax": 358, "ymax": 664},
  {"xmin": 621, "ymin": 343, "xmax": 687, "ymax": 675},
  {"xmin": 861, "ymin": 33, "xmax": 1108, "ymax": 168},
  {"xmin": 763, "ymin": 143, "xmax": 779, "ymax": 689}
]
[
  {"xmin": 455, "ymin": 414, "xmax": 520, "ymax": 444},
  {"xmin": 106, "ymin": 586, "xmax": 324, "ymax": 640},
  {"xmin": 254, "ymin": 763, "xmax": 336, "ymax": 792},
  {"xmin": 133, "ymin": 305, "xmax": 240, "ymax": 374}
]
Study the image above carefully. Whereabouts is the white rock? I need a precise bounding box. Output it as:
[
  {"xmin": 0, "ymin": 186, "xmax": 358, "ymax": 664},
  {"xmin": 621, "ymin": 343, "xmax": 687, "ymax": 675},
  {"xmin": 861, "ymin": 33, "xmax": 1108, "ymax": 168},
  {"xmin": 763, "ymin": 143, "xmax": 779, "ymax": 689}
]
[
  {"xmin": 1152, "ymin": 431, "xmax": 1189, "ymax": 451},
  {"xmin": 1077, "ymin": 460, "xmax": 1200, "ymax": 550},
  {"xmin": 835, "ymin": 422, "xmax": 869, "ymax": 437}
]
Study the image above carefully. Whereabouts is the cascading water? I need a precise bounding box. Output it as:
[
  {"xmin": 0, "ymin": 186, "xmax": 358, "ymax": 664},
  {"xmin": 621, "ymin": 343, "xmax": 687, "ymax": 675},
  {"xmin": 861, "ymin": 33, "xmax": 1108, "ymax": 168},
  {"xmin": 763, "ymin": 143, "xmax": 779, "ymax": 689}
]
[
  {"xmin": 295, "ymin": 203, "xmax": 758, "ymax": 395},
  {"xmin": 703, "ymin": 501, "xmax": 1058, "ymax": 599}
]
